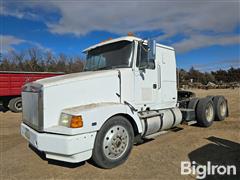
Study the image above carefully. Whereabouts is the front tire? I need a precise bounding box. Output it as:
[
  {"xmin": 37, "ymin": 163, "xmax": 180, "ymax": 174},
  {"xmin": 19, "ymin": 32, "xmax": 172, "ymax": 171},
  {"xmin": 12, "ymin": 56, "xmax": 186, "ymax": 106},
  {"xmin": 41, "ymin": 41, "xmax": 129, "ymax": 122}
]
[{"xmin": 91, "ymin": 116, "xmax": 134, "ymax": 169}]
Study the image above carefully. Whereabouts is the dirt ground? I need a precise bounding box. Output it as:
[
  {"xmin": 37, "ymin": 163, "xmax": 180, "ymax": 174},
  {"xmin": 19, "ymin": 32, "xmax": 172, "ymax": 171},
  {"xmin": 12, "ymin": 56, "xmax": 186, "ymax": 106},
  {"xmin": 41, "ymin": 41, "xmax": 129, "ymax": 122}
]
[{"xmin": 0, "ymin": 89, "xmax": 239, "ymax": 180}]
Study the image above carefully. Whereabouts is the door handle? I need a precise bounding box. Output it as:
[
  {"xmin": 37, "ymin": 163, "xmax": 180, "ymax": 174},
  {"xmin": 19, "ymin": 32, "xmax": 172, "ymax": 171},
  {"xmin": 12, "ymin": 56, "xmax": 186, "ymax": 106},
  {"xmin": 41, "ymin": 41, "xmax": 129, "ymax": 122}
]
[{"xmin": 153, "ymin": 84, "xmax": 157, "ymax": 89}]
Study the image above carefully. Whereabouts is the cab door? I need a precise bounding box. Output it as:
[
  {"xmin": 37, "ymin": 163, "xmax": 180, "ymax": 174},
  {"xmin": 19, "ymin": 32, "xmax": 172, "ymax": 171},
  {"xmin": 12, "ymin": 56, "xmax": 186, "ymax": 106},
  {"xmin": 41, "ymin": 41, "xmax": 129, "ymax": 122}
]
[{"xmin": 134, "ymin": 43, "xmax": 159, "ymax": 110}]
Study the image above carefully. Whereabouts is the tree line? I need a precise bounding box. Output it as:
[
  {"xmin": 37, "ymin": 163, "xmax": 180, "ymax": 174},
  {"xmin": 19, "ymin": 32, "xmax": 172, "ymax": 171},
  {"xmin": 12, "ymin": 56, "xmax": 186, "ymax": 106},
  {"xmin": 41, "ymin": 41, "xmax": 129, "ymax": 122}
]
[
  {"xmin": 0, "ymin": 48, "xmax": 84, "ymax": 73},
  {"xmin": 178, "ymin": 67, "xmax": 240, "ymax": 85},
  {"xmin": 0, "ymin": 48, "xmax": 239, "ymax": 84}
]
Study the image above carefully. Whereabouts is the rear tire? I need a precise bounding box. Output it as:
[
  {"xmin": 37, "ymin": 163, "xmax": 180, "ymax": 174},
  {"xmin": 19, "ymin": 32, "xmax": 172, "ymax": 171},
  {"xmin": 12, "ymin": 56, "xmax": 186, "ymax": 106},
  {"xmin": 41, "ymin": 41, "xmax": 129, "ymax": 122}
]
[
  {"xmin": 207, "ymin": 96, "xmax": 214, "ymax": 100},
  {"xmin": 8, "ymin": 97, "xmax": 22, "ymax": 113},
  {"xmin": 91, "ymin": 116, "xmax": 134, "ymax": 169},
  {"xmin": 196, "ymin": 98, "xmax": 215, "ymax": 127},
  {"xmin": 213, "ymin": 96, "xmax": 228, "ymax": 121},
  {"xmin": 188, "ymin": 98, "xmax": 199, "ymax": 110}
]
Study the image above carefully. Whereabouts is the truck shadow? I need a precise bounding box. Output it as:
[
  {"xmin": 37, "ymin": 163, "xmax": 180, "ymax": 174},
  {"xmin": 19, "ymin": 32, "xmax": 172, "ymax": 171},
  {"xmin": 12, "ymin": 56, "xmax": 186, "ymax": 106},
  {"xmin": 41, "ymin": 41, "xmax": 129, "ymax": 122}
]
[
  {"xmin": 188, "ymin": 136, "xmax": 240, "ymax": 180},
  {"xmin": 29, "ymin": 145, "xmax": 86, "ymax": 168}
]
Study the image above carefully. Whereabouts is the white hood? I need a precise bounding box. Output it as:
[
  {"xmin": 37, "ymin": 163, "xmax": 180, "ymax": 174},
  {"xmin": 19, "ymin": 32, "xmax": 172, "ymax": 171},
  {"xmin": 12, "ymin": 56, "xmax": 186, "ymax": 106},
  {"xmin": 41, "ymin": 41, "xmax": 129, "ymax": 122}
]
[
  {"xmin": 39, "ymin": 69, "xmax": 121, "ymax": 128},
  {"xmin": 36, "ymin": 70, "xmax": 119, "ymax": 88}
]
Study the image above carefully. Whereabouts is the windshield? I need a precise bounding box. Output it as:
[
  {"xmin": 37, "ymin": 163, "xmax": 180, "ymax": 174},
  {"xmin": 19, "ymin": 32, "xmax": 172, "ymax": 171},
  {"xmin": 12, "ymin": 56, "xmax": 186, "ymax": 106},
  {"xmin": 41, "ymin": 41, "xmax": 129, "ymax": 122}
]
[{"xmin": 84, "ymin": 41, "xmax": 133, "ymax": 71}]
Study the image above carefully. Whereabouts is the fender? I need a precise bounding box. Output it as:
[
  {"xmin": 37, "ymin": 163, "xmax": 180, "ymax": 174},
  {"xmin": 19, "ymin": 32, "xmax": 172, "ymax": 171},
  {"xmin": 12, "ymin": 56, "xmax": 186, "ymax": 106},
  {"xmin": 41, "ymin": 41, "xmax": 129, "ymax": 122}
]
[{"xmin": 45, "ymin": 102, "xmax": 143, "ymax": 135}]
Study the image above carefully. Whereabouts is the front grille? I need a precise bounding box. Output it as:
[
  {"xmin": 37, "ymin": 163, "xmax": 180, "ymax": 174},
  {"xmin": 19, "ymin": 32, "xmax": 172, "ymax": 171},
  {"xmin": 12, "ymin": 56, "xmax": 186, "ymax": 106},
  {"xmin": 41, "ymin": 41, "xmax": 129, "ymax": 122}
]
[{"xmin": 22, "ymin": 91, "xmax": 43, "ymax": 131}]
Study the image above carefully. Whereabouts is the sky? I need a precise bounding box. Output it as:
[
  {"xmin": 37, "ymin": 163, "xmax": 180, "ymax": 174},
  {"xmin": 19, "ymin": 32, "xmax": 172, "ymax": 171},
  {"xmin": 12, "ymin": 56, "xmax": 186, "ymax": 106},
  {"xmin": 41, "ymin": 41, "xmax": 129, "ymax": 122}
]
[{"xmin": 0, "ymin": 0, "xmax": 240, "ymax": 71}]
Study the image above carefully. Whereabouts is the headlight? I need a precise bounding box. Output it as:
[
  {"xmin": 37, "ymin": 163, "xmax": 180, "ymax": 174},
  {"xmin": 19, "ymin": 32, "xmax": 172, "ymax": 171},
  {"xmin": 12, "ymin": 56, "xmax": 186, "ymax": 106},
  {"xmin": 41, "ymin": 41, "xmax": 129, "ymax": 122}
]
[
  {"xmin": 59, "ymin": 113, "xmax": 71, "ymax": 126},
  {"xmin": 59, "ymin": 113, "xmax": 83, "ymax": 128}
]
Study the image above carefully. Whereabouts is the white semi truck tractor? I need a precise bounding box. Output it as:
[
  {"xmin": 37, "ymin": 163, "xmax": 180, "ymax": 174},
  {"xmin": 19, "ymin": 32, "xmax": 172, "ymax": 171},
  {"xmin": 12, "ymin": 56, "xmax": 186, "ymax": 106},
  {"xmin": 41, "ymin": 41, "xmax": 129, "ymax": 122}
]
[{"xmin": 21, "ymin": 36, "xmax": 228, "ymax": 168}]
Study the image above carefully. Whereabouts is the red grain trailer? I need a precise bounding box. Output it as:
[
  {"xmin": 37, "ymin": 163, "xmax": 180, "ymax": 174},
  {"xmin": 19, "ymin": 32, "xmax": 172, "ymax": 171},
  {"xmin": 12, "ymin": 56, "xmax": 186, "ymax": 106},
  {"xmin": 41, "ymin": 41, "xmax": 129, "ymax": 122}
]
[{"xmin": 0, "ymin": 71, "xmax": 64, "ymax": 112}]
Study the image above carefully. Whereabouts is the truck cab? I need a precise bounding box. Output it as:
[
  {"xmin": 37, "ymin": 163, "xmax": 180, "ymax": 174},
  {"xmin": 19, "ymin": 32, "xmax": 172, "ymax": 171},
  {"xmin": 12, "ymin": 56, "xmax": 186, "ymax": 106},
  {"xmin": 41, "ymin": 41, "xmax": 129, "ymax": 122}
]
[
  {"xmin": 21, "ymin": 36, "xmax": 228, "ymax": 168},
  {"xmin": 83, "ymin": 36, "xmax": 177, "ymax": 110}
]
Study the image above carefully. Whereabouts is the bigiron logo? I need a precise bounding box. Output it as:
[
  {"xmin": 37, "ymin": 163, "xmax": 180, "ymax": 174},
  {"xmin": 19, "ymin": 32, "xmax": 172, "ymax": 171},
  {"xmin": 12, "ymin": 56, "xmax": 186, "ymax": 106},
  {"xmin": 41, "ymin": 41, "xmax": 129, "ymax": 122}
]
[{"xmin": 181, "ymin": 161, "xmax": 237, "ymax": 179}]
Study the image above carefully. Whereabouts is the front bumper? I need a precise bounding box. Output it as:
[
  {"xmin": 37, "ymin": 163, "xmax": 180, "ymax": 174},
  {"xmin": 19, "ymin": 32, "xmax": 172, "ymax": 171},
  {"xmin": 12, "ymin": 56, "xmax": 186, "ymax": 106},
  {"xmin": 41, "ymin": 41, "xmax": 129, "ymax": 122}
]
[{"xmin": 21, "ymin": 123, "xmax": 96, "ymax": 163}]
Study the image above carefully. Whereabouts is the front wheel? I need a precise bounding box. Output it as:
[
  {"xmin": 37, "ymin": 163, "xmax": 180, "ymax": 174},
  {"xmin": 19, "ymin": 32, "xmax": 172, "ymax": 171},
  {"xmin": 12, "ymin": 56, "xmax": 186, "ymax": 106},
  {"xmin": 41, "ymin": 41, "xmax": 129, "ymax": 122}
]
[{"xmin": 91, "ymin": 116, "xmax": 134, "ymax": 169}]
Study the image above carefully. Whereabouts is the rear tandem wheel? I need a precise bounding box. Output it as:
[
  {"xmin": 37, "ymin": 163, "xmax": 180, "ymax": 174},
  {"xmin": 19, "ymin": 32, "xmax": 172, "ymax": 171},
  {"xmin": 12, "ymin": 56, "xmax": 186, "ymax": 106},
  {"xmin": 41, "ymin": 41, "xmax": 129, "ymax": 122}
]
[{"xmin": 196, "ymin": 98, "xmax": 215, "ymax": 127}]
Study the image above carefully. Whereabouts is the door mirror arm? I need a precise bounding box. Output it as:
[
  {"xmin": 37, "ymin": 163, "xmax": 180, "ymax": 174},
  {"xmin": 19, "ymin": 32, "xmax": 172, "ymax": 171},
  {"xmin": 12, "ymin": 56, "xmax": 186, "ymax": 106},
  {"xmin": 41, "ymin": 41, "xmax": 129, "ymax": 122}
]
[{"xmin": 139, "ymin": 65, "xmax": 147, "ymax": 71}]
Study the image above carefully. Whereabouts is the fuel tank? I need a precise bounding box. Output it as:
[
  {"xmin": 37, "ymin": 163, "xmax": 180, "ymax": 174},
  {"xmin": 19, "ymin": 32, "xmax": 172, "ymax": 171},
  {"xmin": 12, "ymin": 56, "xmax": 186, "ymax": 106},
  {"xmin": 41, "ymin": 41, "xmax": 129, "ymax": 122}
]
[{"xmin": 140, "ymin": 107, "xmax": 182, "ymax": 137}]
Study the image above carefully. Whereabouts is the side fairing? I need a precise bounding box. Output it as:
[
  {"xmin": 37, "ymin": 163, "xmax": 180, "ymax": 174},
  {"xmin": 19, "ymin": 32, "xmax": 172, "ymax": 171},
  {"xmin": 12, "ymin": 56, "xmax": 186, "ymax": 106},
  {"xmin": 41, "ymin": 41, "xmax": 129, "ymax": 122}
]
[{"xmin": 155, "ymin": 46, "xmax": 177, "ymax": 109}]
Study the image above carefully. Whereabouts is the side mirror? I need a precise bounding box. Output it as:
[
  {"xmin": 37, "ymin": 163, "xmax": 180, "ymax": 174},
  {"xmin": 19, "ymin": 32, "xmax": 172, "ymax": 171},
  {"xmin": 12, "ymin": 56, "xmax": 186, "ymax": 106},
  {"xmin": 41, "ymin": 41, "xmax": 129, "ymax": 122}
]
[{"xmin": 148, "ymin": 39, "xmax": 156, "ymax": 61}]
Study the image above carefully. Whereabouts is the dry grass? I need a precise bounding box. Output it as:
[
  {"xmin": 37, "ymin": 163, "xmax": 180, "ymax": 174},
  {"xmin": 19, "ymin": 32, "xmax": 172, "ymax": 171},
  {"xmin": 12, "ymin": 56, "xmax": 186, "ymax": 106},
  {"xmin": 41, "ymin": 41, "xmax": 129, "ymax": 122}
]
[{"xmin": 0, "ymin": 89, "xmax": 239, "ymax": 179}]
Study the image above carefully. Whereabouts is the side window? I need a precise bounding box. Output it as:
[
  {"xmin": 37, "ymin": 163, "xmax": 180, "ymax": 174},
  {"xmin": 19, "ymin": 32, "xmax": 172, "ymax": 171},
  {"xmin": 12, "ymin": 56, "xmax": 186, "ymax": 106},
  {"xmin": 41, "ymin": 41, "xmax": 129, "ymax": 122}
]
[{"xmin": 136, "ymin": 44, "xmax": 155, "ymax": 69}]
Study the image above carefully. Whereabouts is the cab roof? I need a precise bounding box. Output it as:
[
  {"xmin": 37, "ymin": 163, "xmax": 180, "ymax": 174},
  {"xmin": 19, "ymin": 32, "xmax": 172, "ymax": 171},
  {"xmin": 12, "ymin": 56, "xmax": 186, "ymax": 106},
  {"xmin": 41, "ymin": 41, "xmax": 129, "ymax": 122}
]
[{"xmin": 83, "ymin": 36, "xmax": 174, "ymax": 52}]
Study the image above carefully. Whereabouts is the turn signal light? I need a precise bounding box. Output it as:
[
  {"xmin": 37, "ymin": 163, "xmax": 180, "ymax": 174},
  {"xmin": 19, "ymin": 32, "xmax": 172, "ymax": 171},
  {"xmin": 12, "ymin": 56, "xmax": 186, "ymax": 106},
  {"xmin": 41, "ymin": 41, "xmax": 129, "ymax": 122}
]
[{"xmin": 70, "ymin": 116, "xmax": 83, "ymax": 128}]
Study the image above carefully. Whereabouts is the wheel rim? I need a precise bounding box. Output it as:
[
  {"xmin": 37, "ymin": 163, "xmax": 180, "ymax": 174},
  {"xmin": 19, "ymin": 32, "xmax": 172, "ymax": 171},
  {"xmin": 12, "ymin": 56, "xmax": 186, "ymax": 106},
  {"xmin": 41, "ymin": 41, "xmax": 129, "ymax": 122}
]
[
  {"xmin": 103, "ymin": 125, "xmax": 129, "ymax": 160},
  {"xmin": 220, "ymin": 101, "xmax": 227, "ymax": 117},
  {"xmin": 15, "ymin": 100, "xmax": 22, "ymax": 111},
  {"xmin": 205, "ymin": 103, "xmax": 214, "ymax": 122}
]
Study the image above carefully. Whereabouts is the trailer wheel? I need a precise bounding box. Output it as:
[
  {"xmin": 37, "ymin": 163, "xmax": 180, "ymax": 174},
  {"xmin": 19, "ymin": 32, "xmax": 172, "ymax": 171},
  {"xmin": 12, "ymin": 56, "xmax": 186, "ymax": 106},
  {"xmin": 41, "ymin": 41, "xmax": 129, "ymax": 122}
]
[
  {"xmin": 8, "ymin": 97, "xmax": 22, "ymax": 113},
  {"xmin": 2, "ymin": 100, "xmax": 9, "ymax": 110},
  {"xmin": 213, "ymin": 96, "xmax": 228, "ymax": 121},
  {"xmin": 91, "ymin": 116, "xmax": 134, "ymax": 169},
  {"xmin": 196, "ymin": 98, "xmax": 215, "ymax": 127}
]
